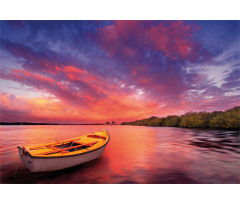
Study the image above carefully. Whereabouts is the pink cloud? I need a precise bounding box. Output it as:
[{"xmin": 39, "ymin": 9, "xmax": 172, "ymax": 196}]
[
  {"xmin": 149, "ymin": 21, "xmax": 200, "ymax": 60},
  {"xmin": 97, "ymin": 20, "xmax": 200, "ymax": 61},
  {"xmin": 0, "ymin": 66, "xmax": 162, "ymax": 122}
]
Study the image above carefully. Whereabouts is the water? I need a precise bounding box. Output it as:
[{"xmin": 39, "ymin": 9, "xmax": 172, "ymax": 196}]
[{"xmin": 0, "ymin": 125, "xmax": 239, "ymax": 184}]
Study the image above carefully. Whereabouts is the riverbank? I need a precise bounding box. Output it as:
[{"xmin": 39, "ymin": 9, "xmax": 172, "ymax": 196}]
[{"xmin": 121, "ymin": 106, "xmax": 240, "ymax": 130}]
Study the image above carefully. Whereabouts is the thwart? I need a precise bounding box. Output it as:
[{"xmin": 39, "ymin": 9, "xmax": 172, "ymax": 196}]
[{"xmin": 17, "ymin": 129, "xmax": 110, "ymax": 172}]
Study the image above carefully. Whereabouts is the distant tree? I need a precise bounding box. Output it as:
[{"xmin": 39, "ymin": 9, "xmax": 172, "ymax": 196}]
[
  {"xmin": 106, "ymin": 122, "xmax": 110, "ymax": 125},
  {"xmin": 179, "ymin": 112, "xmax": 194, "ymax": 128},
  {"xmin": 179, "ymin": 112, "xmax": 210, "ymax": 128},
  {"xmin": 112, "ymin": 121, "xmax": 115, "ymax": 125},
  {"xmin": 148, "ymin": 117, "xmax": 164, "ymax": 126},
  {"xmin": 209, "ymin": 113, "xmax": 225, "ymax": 128},
  {"xmin": 121, "ymin": 106, "xmax": 240, "ymax": 130},
  {"xmin": 223, "ymin": 106, "xmax": 240, "ymax": 129},
  {"xmin": 163, "ymin": 115, "xmax": 181, "ymax": 127}
]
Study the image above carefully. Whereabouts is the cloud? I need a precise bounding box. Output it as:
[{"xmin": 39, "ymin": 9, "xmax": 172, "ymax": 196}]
[
  {"xmin": 221, "ymin": 68, "xmax": 240, "ymax": 90},
  {"xmin": 0, "ymin": 20, "xmax": 239, "ymax": 122},
  {"xmin": 96, "ymin": 20, "xmax": 208, "ymax": 62}
]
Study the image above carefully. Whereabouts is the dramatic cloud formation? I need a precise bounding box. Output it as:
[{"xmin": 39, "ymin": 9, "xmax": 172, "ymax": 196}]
[{"xmin": 0, "ymin": 20, "xmax": 239, "ymax": 123}]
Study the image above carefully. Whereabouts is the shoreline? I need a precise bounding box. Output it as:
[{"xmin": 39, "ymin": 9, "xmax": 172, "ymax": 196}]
[
  {"xmin": 0, "ymin": 122, "xmax": 105, "ymax": 126},
  {"xmin": 0, "ymin": 123, "xmax": 238, "ymax": 130},
  {"xmin": 121, "ymin": 124, "xmax": 240, "ymax": 131}
]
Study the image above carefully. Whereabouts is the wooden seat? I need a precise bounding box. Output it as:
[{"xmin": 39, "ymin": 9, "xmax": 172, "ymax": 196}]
[
  {"xmin": 47, "ymin": 146, "xmax": 61, "ymax": 151},
  {"xmin": 35, "ymin": 141, "xmax": 98, "ymax": 156},
  {"xmin": 87, "ymin": 135, "xmax": 106, "ymax": 139}
]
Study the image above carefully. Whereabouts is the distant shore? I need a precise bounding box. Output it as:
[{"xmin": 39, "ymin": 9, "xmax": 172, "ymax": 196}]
[{"xmin": 0, "ymin": 122, "xmax": 105, "ymax": 126}]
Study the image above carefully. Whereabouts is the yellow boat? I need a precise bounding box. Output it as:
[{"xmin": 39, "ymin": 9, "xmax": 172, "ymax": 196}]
[{"xmin": 17, "ymin": 129, "xmax": 110, "ymax": 172}]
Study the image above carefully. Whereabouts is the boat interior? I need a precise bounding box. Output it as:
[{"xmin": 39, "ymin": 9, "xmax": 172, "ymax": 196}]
[
  {"xmin": 23, "ymin": 132, "xmax": 109, "ymax": 157},
  {"xmin": 55, "ymin": 142, "xmax": 94, "ymax": 152}
]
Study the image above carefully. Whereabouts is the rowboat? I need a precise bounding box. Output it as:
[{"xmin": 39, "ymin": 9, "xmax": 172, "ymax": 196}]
[{"xmin": 17, "ymin": 129, "xmax": 110, "ymax": 172}]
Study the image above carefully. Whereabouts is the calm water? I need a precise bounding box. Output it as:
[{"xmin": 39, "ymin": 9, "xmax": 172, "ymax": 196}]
[{"xmin": 0, "ymin": 125, "xmax": 239, "ymax": 184}]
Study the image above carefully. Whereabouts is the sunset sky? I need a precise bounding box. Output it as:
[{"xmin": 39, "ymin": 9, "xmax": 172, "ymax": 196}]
[{"xmin": 0, "ymin": 20, "xmax": 239, "ymax": 123}]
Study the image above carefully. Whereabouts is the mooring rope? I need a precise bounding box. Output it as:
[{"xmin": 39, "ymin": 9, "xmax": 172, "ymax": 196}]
[{"xmin": 14, "ymin": 148, "xmax": 23, "ymax": 177}]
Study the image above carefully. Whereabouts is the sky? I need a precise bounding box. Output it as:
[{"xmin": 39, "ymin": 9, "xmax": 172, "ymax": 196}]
[{"xmin": 0, "ymin": 20, "xmax": 239, "ymax": 123}]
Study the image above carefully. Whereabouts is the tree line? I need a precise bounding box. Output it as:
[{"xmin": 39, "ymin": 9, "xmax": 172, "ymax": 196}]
[{"xmin": 121, "ymin": 106, "xmax": 240, "ymax": 129}]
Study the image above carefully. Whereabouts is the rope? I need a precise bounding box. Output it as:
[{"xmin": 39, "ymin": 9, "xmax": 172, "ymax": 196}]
[
  {"xmin": 69, "ymin": 141, "xmax": 74, "ymax": 148},
  {"xmin": 14, "ymin": 148, "xmax": 23, "ymax": 177},
  {"xmin": 70, "ymin": 136, "xmax": 88, "ymax": 148}
]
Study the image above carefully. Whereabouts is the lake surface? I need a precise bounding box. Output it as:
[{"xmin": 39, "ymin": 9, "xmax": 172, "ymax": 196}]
[{"xmin": 0, "ymin": 125, "xmax": 239, "ymax": 184}]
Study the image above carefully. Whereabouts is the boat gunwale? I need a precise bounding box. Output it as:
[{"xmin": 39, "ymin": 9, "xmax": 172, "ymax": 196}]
[{"xmin": 17, "ymin": 130, "xmax": 110, "ymax": 159}]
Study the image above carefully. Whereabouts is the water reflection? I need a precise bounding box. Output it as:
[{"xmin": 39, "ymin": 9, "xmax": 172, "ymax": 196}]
[
  {"xmin": 190, "ymin": 130, "xmax": 240, "ymax": 154},
  {"xmin": 0, "ymin": 125, "xmax": 239, "ymax": 184}
]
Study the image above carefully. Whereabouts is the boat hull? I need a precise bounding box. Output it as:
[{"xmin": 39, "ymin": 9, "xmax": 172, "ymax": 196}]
[{"xmin": 18, "ymin": 145, "xmax": 106, "ymax": 172}]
